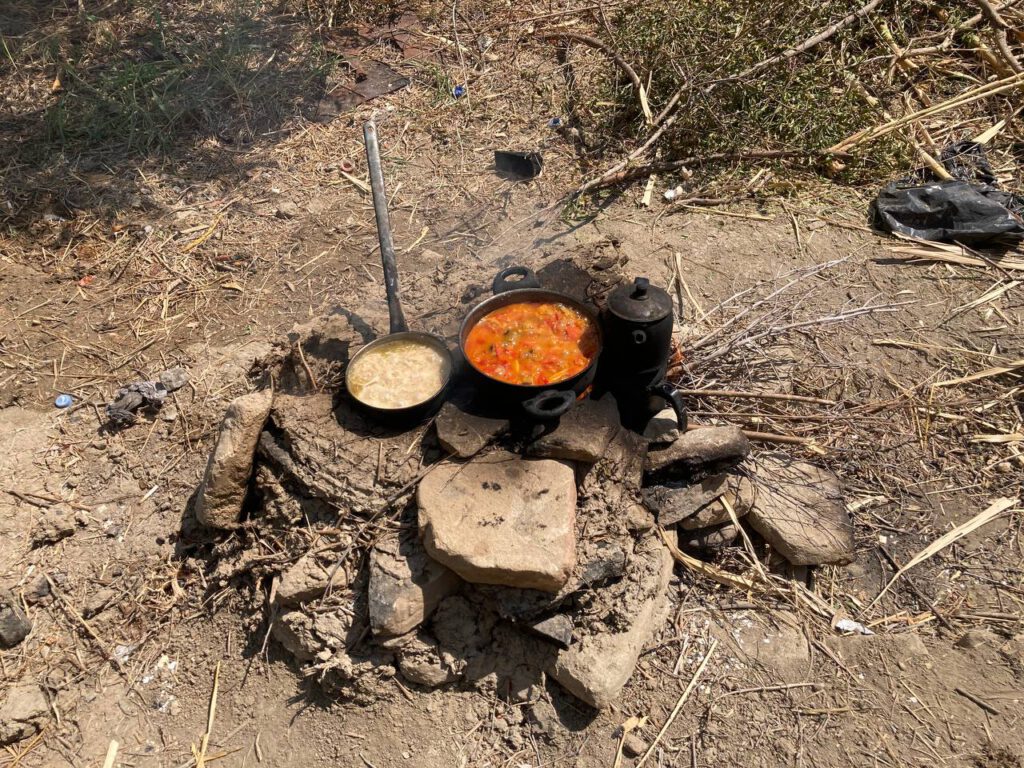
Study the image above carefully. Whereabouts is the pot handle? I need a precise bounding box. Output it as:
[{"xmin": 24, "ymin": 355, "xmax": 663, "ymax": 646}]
[
  {"xmin": 522, "ymin": 390, "xmax": 576, "ymax": 420},
  {"xmin": 493, "ymin": 266, "xmax": 541, "ymax": 294},
  {"xmin": 650, "ymin": 381, "xmax": 688, "ymax": 431}
]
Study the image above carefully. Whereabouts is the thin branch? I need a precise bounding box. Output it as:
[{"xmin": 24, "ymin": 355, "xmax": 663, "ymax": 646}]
[
  {"xmin": 535, "ymin": 31, "xmax": 643, "ymax": 91},
  {"xmin": 575, "ymin": 0, "xmax": 887, "ymax": 194}
]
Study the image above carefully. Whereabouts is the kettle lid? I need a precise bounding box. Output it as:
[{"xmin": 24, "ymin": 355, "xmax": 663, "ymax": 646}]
[{"xmin": 607, "ymin": 277, "xmax": 673, "ymax": 323}]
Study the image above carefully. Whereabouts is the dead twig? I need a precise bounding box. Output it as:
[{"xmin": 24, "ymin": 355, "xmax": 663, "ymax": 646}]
[
  {"xmin": 575, "ymin": 0, "xmax": 884, "ymax": 194},
  {"xmin": 866, "ymin": 497, "xmax": 1018, "ymax": 609},
  {"xmin": 635, "ymin": 638, "xmax": 719, "ymax": 767},
  {"xmin": 193, "ymin": 661, "xmax": 222, "ymax": 768},
  {"xmin": 675, "ymin": 389, "xmax": 836, "ymax": 406},
  {"xmin": 955, "ymin": 687, "xmax": 1003, "ymax": 716},
  {"xmin": 536, "ymin": 31, "xmax": 651, "ymax": 121}
]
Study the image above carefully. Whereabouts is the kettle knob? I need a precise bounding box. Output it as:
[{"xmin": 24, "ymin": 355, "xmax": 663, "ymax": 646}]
[{"xmin": 631, "ymin": 277, "xmax": 650, "ymax": 300}]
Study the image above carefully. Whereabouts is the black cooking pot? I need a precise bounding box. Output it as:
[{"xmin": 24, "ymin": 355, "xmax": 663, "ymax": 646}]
[{"xmin": 458, "ymin": 266, "xmax": 601, "ymax": 420}]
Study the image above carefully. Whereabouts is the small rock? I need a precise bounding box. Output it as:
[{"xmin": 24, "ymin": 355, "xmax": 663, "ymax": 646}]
[
  {"xmin": 645, "ymin": 426, "xmax": 750, "ymax": 480},
  {"xmin": 528, "ymin": 614, "xmax": 574, "ymax": 649},
  {"xmin": 956, "ymin": 629, "xmax": 997, "ymax": 650},
  {"xmin": 398, "ymin": 635, "xmax": 460, "ymax": 687},
  {"xmin": 527, "ymin": 394, "xmax": 619, "ymax": 464},
  {"xmin": 624, "ymin": 502, "xmax": 655, "ymax": 533},
  {"xmin": 746, "ymin": 455, "xmax": 854, "ymax": 566},
  {"xmin": 679, "ymin": 475, "xmax": 755, "ymax": 530},
  {"xmin": 418, "ymin": 452, "xmax": 577, "ymax": 592},
  {"xmin": 528, "ymin": 698, "xmax": 565, "ymax": 739},
  {"xmin": 272, "ymin": 611, "xmax": 319, "ymax": 662},
  {"xmin": 435, "ymin": 400, "xmax": 509, "ymax": 459},
  {"xmin": 643, "ymin": 407, "xmax": 681, "ymax": 445},
  {"xmin": 549, "ymin": 538, "xmax": 673, "ymax": 708},
  {"xmin": 160, "ymin": 404, "xmax": 178, "ymax": 422},
  {"xmin": 678, "ymin": 521, "xmax": 739, "ymax": 551},
  {"xmin": 277, "ymin": 555, "xmax": 346, "ymax": 606},
  {"xmin": 158, "ymin": 367, "xmax": 189, "ymax": 392},
  {"xmin": 369, "ymin": 535, "xmax": 461, "ymax": 637},
  {"xmin": 30, "ymin": 509, "xmax": 75, "ymax": 548},
  {"xmin": 275, "ymin": 201, "xmax": 300, "ymax": 219},
  {"xmin": 195, "ymin": 389, "xmax": 274, "ymax": 529},
  {"xmin": 577, "ymin": 541, "xmax": 627, "ymax": 587},
  {"xmin": 622, "ymin": 733, "xmax": 648, "ymax": 758},
  {"xmin": 22, "ymin": 578, "xmax": 50, "ymax": 605},
  {"xmin": 0, "ymin": 591, "xmax": 31, "ymax": 648},
  {"xmin": 0, "ymin": 683, "xmax": 48, "ymax": 746},
  {"xmin": 82, "ymin": 587, "xmax": 115, "ymax": 619}
]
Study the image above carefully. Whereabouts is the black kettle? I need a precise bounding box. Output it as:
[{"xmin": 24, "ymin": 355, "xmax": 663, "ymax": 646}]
[{"xmin": 600, "ymin": 277, "xmax": 687, "ymax": 431}]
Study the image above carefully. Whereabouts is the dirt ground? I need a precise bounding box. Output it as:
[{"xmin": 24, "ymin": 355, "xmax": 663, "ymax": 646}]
[{"xmin": 2, "ymin": 4, "xmax": 1024, "ymax": 767}]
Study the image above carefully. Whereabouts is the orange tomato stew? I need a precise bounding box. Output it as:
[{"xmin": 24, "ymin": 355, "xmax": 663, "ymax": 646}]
[{"xmin": 464, "ymin": 301, "xmax": 599, "ymax": 386}]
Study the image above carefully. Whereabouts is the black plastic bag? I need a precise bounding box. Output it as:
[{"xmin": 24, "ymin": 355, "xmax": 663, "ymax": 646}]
[{"xmin": 870, "ymin": 142, "xmax": 1024, "ymax": 244}]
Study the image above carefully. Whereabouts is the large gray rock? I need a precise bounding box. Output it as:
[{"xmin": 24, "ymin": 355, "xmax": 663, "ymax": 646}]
[
  {"xmin": 526, "ymin": 394, "xmax": 619, "ymax": 464},
  {"xmin": 746, "ymin": 455, "xmax": 854, "ymax": 566},
  {"xmin": 0, "ymin": 590, "xmax": 31, "ymax": 648},
  {"xmin": 0, "ymin": 683, "xmax": 48, "ymax": 746},
  {"xmin": 276, "ymin": 554, "xmax": 346, "ymax": 606},
  {"xmin": 645, "ymin": 426, "xmax": 750, "ymax": 479},
  {"xmin": 195, "ymin": 389, "xmax": 273, "ymax": 528},
  {"xmin": 369, "ymin": 535, "xmax": 461, "ymax": 637},
  {"xmin": 418, "ymin": 452, "xmax": 577, "ymax": 592},
  {"xmin": 549, "ymin": 537, "xmax": 672, "ymax": 708},
  {"xmin": 435, "ymin": 400, "xmax": 509, "ymax": 459}
]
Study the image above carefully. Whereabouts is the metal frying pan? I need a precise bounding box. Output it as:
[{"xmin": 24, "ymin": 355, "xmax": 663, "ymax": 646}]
[{"xmin": 344, "ymin": 120, "xmax": 452, "ymax": 423}]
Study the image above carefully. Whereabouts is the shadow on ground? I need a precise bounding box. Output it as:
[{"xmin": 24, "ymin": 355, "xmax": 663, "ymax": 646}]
[{"xmin": 0, "ymin": 0, "xmax": 332, "ymax": 227}]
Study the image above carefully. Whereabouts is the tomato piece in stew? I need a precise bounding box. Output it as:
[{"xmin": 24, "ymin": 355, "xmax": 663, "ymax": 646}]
[{"xmin": 464, "ymin": 301, "xmax": 598, "ymax": 386}]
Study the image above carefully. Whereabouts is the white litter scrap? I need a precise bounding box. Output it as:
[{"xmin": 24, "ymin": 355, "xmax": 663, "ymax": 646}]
[{"xmin": 834, "ymin": 618, "xmax": 874, "ymax": 636}]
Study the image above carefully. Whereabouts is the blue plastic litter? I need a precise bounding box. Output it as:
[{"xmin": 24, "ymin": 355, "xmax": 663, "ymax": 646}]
[
  {"xmin": 55, "ymin": 394, "xmax": 73, "ymax": 408},
  {"xmin": 547, "ymin": 117, "xmax": 562, "ymax": 128},
  {"xmin": 453, "ymin": 84, "xmax": 466, "ymax": 98}
]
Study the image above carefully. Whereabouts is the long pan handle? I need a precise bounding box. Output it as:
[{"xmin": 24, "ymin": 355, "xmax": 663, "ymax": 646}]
[{"xmin": 363, "ymin": 120, "xmax": 408, "ymax": 334}]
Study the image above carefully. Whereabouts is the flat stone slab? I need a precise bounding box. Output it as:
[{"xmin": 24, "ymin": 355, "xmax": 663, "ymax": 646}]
[
  {"xmin": 418, "ymin": 452, "xmax": 577, "ymax": 592},
  {"xmin": 679, "ymin": 521, "xmax": 739, "ymax": 551},
  {"xmin": 645, "ymin": 426, "xmax": 750, "ymax": 480},
  {"xmin": 746, "ymin": 455, "xmax": 854, "ymax": 566},
  {"xmin": 435, "ymin": 400, "xmax": 509, "ymax": 459},
  {"xmin": 369, "ymin": 534, "xmax": 461, "ymax": 637},
  {"xmin": 277, "ymin": 554, "xmax": 347, "ymax": 606},
  {"xmin": 527, "ymin": 394, "xmax": 619, "ymax": 464},
  {"xmin": 680, "ymin": 474, "xmax": 755, "ymax": 530},
  {"xmin": 549, "ymin": 536, "xmax": 672, "ymax": 708},
  {"xmin": 644, "ymin": 472, "xmax": 730, "ymax": 527},
  {"xmin": 644, "ymin": 471, "xmax": 755, "ymax": 528},
  {"xmin": 196, "ymin": 389, "xmax": 273, "ymax": 529}
]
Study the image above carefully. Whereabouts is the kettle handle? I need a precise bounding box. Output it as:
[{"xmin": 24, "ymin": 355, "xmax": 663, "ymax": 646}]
[
  {"xmin": 493, "ymin": 266, "xmax": 541, "ymax": 294},
  {"xmin": 650, "ymin": 381, "xmax": 688, "ymax": 431}
]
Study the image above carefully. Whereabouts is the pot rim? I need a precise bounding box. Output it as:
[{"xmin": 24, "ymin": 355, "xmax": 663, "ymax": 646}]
[
  {"xmin": 345, "ymin": 330, "xmax": 453, "ymax": 412},
  {"xmin": 458, "ymin": 287, "xmax": 602, "ymax": 390}
]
